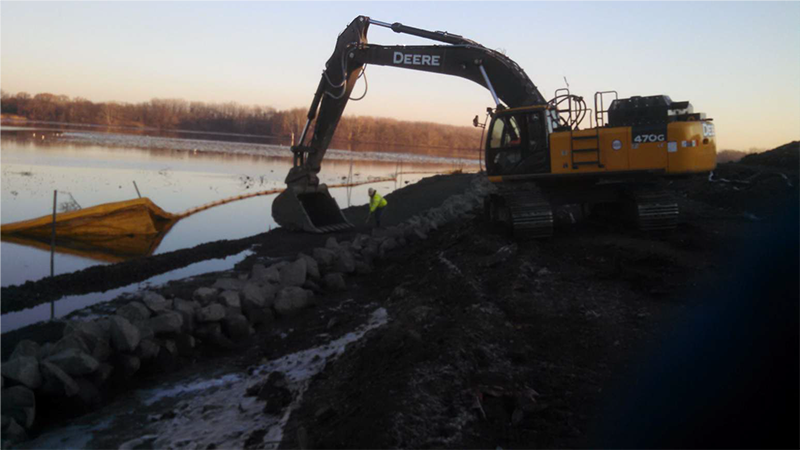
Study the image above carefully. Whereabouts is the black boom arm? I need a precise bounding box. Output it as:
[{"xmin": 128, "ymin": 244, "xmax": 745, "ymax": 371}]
[{"xmin": 285, "ymin": 15, "xmax": 546, "ymax": 187}]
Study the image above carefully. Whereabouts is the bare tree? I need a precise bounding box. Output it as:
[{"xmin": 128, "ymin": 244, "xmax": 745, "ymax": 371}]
[{"xmin": 2, "ymin": 90, "xmax": 482, "ymax": 157}]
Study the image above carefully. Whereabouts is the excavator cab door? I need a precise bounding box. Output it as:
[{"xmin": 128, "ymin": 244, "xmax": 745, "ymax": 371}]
[{"xmin": 485, "ymin": 109, "xmax": 551, "ymax": 176}]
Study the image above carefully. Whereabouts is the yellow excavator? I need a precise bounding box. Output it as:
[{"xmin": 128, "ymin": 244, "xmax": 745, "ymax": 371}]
[{"xmin": 271, "ymin": 16, "xmax": 717, "ymax": 237}]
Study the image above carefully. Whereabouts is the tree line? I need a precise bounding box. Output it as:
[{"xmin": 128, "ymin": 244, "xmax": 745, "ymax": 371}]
[{"xmin": 1, "ymin": 91, "xmax": 483, "ymax": 157}]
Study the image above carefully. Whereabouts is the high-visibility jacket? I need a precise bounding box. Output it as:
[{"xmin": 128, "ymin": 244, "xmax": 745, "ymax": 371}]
[{"xmin": 369, "ymin": 192, "xmax": 388, "ymax": 212}]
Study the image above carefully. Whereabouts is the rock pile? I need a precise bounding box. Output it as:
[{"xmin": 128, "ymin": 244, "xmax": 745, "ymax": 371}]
[{"xmin": 0, "ymin": 174, "xmax": 493, "ymax": 447}]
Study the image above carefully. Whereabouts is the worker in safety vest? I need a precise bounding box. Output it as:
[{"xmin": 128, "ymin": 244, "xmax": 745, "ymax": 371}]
[{"xmin": 366, "ymin": 188, "xmax": 388, "ymax": 227}]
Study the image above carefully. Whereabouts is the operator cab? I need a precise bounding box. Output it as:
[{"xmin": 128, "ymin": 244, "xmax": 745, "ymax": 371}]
[{"xmin": 485, "ymin": 106, "xmax": 553, "ymax": 177}]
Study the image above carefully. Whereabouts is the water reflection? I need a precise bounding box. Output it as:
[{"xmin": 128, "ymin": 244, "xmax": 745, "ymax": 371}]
[
  {"xmin": 1, "ymin": 249, "xmax": 255, "ymax": 333},
  {"xmin": 1, "ymin": 126, "xmax": 476, "ymax": 287},
  {"xmin": 1, "ymin": 218, "xmax": 178, "ymax": 263}
]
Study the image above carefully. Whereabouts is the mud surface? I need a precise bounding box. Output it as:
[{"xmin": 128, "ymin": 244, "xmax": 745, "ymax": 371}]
[{"xmin": 7, "ymin": 143, "xmax": 800, "ymax": 448}]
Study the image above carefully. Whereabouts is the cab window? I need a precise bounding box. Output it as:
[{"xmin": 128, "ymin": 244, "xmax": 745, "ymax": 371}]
[
  {"xmin": 488, "ymin": 115, "xmax": 521, "ymax": 149},
  {"xmin": 489, "ymin": 117, "xmax": 505, "ymax": 149}
]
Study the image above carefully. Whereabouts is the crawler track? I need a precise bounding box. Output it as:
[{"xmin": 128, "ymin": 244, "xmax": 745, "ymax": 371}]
[
  {"xmin": 629, "ymin": 186, "xmax": 680, "ymax": 231},
  {"xmin": 487, "ymin": 184, "xmax": 554, "ymax": 238}
]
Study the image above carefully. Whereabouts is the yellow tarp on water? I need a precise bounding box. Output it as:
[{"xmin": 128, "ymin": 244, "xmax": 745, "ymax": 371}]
[
  {"xmin": 1, "ymin": 197, "xmax": 176, "ymax": 239},
  {"xmin": 0, "ymin": 176, "xmax": 410, "ymax": 263}
]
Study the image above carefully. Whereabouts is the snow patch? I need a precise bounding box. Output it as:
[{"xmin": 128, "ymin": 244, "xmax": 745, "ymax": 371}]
[{"xmin": 140, "ymin": 307, "xmax": 389, "ymax": 449}]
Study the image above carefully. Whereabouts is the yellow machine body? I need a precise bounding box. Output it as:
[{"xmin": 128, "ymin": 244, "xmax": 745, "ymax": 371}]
[{"xmin": 548, "ymin": 121, "xmax": 717, "ymax": 176}]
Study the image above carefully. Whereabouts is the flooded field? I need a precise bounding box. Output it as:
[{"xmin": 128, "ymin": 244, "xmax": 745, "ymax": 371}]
[{"xmin": 1, "ymin": 126, "xmax": 477, "ymax": 288}]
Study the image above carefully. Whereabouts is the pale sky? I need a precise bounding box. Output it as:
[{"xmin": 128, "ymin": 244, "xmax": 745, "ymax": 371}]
[{"xmin": 2, "ymin": 1, "xmax": 799, "ymax": 151}]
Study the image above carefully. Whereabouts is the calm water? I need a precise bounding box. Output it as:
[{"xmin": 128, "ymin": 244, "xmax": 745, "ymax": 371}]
[{"xmin": 1, "ymin": 126, "xmax": 476, "ymax": 287}]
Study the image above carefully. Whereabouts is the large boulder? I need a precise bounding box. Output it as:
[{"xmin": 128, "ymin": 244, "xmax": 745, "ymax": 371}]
[
  {"xmin": 274, "ymin": 287, "xmax": 313, "ymax": 316},
  {"xmin": 37, "ymin": 343, "xmax": 53, "ymax": 361},
  {"xmin": 355, "ymin": 261, "xmax": 373, "ymax": 275},
  {"xmin": 149, "ymin": 311, "xmax": 184, "ymax": 335},
  {"xmin": 109, "ymin": 316, "xmax": 141, "ymax": 352},
  {"xmin": 0, "ymin": 357, "xmax": 41, "ymax": 389},
  {"xmin": 297, "ymin": 253, "xmax": 320, "ymax": 280},
  {"xmin": 9, "ymin": 340, "xmax": 40, "ymax": 361},
  {"xmin": 241, "ymin": 282, "xmax": 266, "ymax": 308},
  {"xmin": 1, "ymin": 386, "xmax": 35, "ymax": 429},
  {"xmin": 325, "ymin": 237, "xmax": 340, "ymax": 250},
  {"xmin": 172, "ymin": 298, "xmax": 199, "ymax": 333},
  {"xmin": 352, "ymin": 234, "xmax": 370, "ymax": 250},
  {"xmin": 219, "ymin": 290, "xmax": 241, "ymax": 309},
  {"xmin": 334, "ymin": 248, "xmax": 356, "ymax": 274},
  {"xmin": 197, "ymin": 304, "xmax": 226, "ymax": 323},
  {"xmin": 192, "ymin": 287, "xmax": 218, "ymax": 305},
  {"xmin": 323, "ymin": 273, "xmax": 347, "ymax": 292},
  {"xmin": 91, "ymin": 339, "xmax": 112, "ymax": 363},
  {"xmin": 115, "ymin": 354, "xmax": 141, "ymax": 379},
  {"xmin": 223, "ymin": 314, "xmax": 250, "ymax": 341},
  {"xmin": 64, "ymin": 320, "xmax": 110, "ymax": 353},
  {"xmin": 252, "ymin": 264, "xmax": 281, "ymax": 284},
  {"xmin": 49, "ymin": 334, "xmax": 90, "ymax": 357},
  {"xmin": 303, "ymin": 278, "xmax": 324, "ymax": 295},
  {"xmin": 212, "ymin": 277, "xmax": 245, "ymax": 291},
  {"xmin": 2, "ymin": 417, "xmax": 28, "ymax": 445},
  {"xmin": 280, "ymin": 258, "xmax": 307, "ymax": 287},
  {"xmin": 136, "ymin": 339, "xmax": 161, "ymax": 361},
  {"xmin": 45, "ymin": 349, "xmax": 99, "ymax": 376},
  {"xmin": 379, "ymin": 238, "xmax": 398, "ymax": 256},
  {"xmin": 313, "ymin": 247, "xmax": 337, "ymax": 268},
  {"xmin": 115, "ymin": 301, "xmax": 151, "ymax": 323},
  {"xmin": 241, "ymin": 305, "xmax": 274, "ymax": 326},
  {"xmin": 40, "ymin": 361, "xmax": 79, "ymax": 397},
  {"xmin": 133, "ymin": 319, "xmax": 155, "ymax": 341},
  {"xmin": 89, "ymin": 363, "xmax": 114, "ymax": 386},
  {"xmin": 141, "ymin": 291, "xmax": 171, "ymax": 313},
  {"xmin": 241, "ymin": 282, "xmax": 277, "ymax": 310},
  {"xmin": 361, "ymin": 245, "xmax": 378, "ymax": 266},
  {"xmin": 173, "ymin": 298, "xmax": 200, "ymax": 313}
]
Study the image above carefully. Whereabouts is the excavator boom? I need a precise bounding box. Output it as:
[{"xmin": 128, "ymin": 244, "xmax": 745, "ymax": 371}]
[
  {"xmin": 272, "ymin": 15, "xmax": 716, "ymax": 237},
  {"xmin": 272, "ymin": 15, "xmax": 545, "ymax": 232}
]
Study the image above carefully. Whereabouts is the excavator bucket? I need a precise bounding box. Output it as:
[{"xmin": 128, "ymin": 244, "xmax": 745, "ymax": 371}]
[{"xmin": 272, "ymin": 184, "xmax": 353, "ymax": 233}]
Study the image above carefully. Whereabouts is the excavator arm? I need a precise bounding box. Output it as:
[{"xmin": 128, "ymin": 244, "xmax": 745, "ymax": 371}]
[{"xmin": 272, "ymin": 15, "xmax": 546, "ymax": 232}]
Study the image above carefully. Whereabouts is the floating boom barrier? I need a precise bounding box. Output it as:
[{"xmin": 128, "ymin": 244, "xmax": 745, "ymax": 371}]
[{"xmin": 1, "ymin": 176, "xmax": 399, "ymax": 237}]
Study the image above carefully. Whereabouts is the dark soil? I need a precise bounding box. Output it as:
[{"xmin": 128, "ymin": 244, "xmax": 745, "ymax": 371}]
[
  {"xmin": 277, "ymin": 198, "xmax": 797, "ymax": 448},
  {"xmin": 739, "ymin": 141, "xmax": 799, "ymax": 168},
  {"xmin": 5, "ymin": 143, "xmax": 799, "ymax": 448}
]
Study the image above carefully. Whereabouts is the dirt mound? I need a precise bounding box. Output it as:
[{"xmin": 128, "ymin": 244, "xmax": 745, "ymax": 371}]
[
  {"xmin": 279, "ymin": 215, "xmax": 705, "ymax": 448},
  {"xmin": 715, "ymin": 149, "xmax": 747, "ymax": 164},
  {"xmin": 670, "ymin": 141, "xmax": 799, "ymax": 219},
  {"xmin": 739, "ymin": 141, "xmax": 799, "ymax": 170}
]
